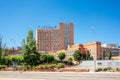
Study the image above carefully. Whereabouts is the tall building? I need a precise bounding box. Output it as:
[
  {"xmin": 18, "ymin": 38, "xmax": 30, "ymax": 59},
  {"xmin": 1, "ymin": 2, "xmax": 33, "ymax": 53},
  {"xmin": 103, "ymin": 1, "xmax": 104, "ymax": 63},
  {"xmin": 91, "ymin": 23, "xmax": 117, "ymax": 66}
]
[
  {"xmin": 60, "ymin": 23, "xmax": 74, "ymax": 49},
  {"xmin": 36, "ymin": 23, "xmax": 74, "ymax": 52},
  {"xmin": 36, "ymin": 27, "xmax": 60, "ymax": 52}
]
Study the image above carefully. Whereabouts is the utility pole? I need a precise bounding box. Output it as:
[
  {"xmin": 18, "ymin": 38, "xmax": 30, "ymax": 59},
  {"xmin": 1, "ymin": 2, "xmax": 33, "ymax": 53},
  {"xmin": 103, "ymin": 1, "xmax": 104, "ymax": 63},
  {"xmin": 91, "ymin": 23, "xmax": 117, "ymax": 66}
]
[
  {"xmin": 10, "ymin": 39, "xmax": 17, "ymax": 50},
  {"xmin": 91, "ymin": 26, "xmax": 96, "ymax": 72}
]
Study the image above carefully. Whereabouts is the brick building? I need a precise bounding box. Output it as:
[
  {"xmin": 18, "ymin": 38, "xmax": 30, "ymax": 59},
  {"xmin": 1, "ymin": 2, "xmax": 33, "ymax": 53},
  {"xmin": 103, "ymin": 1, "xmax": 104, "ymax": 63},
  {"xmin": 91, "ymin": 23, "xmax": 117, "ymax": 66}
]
[
  {"xmin": 36, "ymin": 23, "xmax": 74, "ymax": 52},
  {"xmin": 48, "ymin": 41, "xmax": 120, "ymax": 60}
]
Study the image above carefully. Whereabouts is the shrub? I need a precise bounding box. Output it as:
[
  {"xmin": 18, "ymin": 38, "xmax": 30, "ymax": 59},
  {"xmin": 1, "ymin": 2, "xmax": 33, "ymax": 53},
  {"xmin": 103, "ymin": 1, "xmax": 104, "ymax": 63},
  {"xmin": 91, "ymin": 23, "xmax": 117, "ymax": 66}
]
[
  {"xmin": 35, "ymin": 65, "xmax": 40, "ymax": 69},
  {"xmin": 96, "ymin": 67, "xmax": 102, "ymax": 72},
  {"xmin": 48, "ymin": 64, "xmax": 56, "ymax": 69},
  {"xmin": 15, "ymin": 66, "xmax": 25, "ymax": 71},
  {"xmin": 74, "ymin": 61, "xmax": 79, "ymax": 66},
  {"xmin": 24, "ymin": 65, "xmax": 34, "ymax": 70},
  {"xmin": 35, "ymin": 65, "xmax": 45, "ymax": 69},
  {"xmin": 57, "ymin": 63, "xmax": 65, "ymax": 69},
  {"xmin": 116, "ymin": 68, "xmax": 120, "ymax": 71},
  {"xmin": 35, "ymin": 64, "xmax": 56, "ymax": 70},
  {"xmin": 0, "ymin": 65, "xmax": 7, "ymax": 70},
  {"xmin": 96, "ymin": 67, "xmax": 120, "ymax": 72},
  {"xmin": 43, "ymin": 65, "xmax": 48, "ymax": 69},
  {"xmin": 102, "ymin": 67, "xmax": 107, "ymax": 71},
  {"xmin": 107, "ymin": 67, "xmax": 112, "ymax": 70},
  {"xmin": 35, "ymin": 64, "xmax": 64, "ymax": 70}
]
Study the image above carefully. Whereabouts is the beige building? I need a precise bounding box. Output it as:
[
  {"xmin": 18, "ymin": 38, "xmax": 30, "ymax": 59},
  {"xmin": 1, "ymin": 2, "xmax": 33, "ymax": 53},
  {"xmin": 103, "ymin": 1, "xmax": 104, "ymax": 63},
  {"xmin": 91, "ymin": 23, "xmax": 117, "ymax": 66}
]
[
  {"xmin": 48, "ymin": 41, "xmax": 120, "ymax": 60},
  {"xmin": 48, "ymin": 42, "xmax": 100, "ymax": 60},
  {"xmin": 36, "ymin": 23, "xmax": 74, "ymax": 52},
  {"xmin": 101, "ymin": 43, "xmax": 120, "ymax": 57}
]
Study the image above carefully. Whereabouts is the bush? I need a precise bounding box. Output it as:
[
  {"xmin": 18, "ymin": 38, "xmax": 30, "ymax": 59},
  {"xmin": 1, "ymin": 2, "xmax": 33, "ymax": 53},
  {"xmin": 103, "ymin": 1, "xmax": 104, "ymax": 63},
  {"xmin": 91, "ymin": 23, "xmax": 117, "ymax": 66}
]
[
  {"xmin": 24, "ymin": 65, "xmax": 36, "ymax": 70},
  {"xmin": 35, "ymin": 65, "xmax": 45, "ymax": 69},
  {"xmin": 103, "ymin": 67, "xmax": 108, "ymax": 71},
  {"xmin": 0, "ymin": 65, "xmax": 7, "ymax": 70},
  {"xmin": 48, "ymin": 64, "xmax": 56, "ymax": 69},
  {"xmin": 96, "ymin": 67, "xmax": 116, "ymax": 72},
  {"xmin": 74, "ymin": 61, "xmax": 79, "ymax": 66},
  {"xmin": 116, "ymin": 68, "xmax": 120, "ymax": 71},
  {"xmin": 15, "ymin": 66, "xmax": 25, "ymax": 71},
  {"xmin": 107, "ymin": 67, "xmax": 112, "ymax": 70},
  {"xmin": 43, "ymin": 65, "xmax": 49, "ymax": 69},
  {"xmin": 35, "ymin": 65, "xmax": 41, "ymax": 69},
  {"xmin": 35, "ymin": 64, "xmax": 56, "ymax": 69},
  {"xmin": 57, "ymin": 63, "xmax": 65, "ymax": 69},
  {"xmin": 35, "ymin": 64, "xmax": 65, "ymax": 70},
  {"xmin": 96, "ymin": 67, "xmax": 102, "ymax": 72}
]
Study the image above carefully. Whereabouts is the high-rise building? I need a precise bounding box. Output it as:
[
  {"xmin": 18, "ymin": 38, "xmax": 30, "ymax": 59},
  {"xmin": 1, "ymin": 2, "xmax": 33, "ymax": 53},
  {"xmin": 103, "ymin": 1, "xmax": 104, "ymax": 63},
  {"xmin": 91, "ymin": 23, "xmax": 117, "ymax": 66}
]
[
  {"xmin": 59, "ymin": 23, "xmax": 74, "ymax": 49},
  {"xmin": 36, "ymin": 23, "xmax": 74, "ymax": 52},
  {"xmin": 36, "ymin": 27, "xmax": 60, "ymax": 52}
]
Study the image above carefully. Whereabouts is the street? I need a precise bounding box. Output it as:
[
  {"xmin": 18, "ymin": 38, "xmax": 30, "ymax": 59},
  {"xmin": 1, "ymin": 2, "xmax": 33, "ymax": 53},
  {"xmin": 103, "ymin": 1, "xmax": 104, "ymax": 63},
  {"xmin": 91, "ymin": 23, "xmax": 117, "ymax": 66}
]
[{"xmin": 0, "ymin": 71, "xmax": 120, "ymax": 80}]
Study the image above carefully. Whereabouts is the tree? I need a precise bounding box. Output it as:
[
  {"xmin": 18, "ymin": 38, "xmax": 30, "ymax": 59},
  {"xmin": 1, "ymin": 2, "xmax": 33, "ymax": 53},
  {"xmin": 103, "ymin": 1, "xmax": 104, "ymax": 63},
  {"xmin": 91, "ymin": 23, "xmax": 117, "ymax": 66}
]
[
  {"xmin": 86, "ymin": 50, "xmax": 91, "ymax": 60},
  {"xmin": 0, "ymin": 35, "xmax": 8, "ymax": 65},
  {"xmin": 73, "ymin": 50, "xmax": 82, "ymax": 62},
  {"xmin": 102, "ymin": 51, "xmax": 105, "ymax": 60},
  {"xmin": 68, "ymin": 57, "xmax": 73, "ymax": 66},
  {"xmin": 40, "ymin": 54, "xmax": 47, "ymax": 64},
  {"xmin": 58, "ymin": 52, "xmax": 66, "ymax": 62},
  {"xmin": 108, "ymin": 51, "xmax": 112, "ymax": 60},
  {"xmin": 68, "ymin": 57, "xmax": 72, "ymax": 63},
  {"xmin": 22, "ymin": 30, "xmax": 40, "ymax": 66},
  {"xmin": 47, "ymin": 54, "xmax": 55, "ymax": 63},
  {"xmin": 40, "ymin": 54, "xmax": 55, "ymax": 64}
]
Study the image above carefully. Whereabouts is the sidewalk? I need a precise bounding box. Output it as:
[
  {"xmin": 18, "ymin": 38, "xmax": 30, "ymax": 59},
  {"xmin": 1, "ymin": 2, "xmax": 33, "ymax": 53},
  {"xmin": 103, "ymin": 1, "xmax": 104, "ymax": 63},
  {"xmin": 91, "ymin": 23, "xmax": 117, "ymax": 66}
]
[{"xmin": 0, "ymin": 78, "xmax": 44, "ymax": 80}]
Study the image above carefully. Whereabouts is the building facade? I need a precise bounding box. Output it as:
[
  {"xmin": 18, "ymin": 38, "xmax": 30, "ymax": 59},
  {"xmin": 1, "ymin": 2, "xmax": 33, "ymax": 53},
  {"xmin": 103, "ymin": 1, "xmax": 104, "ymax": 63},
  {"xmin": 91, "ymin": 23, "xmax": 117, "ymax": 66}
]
[
  {"xmin": 36, "ymin": 28, "xmax": 60, "ymax": 52},
  {"xmin": 48, "ymin": 42, "xmax": 101, "ymax": 60},
  {"xmin": 48, "ymin": 42, "xmax": 120, "ymax": 60},
  {"xmin": 101, "ymin": 43, "xmax": 119, "ymax": 48},
  {"xmin": 101, "ymin": 43, "xmax": 120, "ymax": 58},
  {"xmin": 36, "ymin": 23, "xmax": 74, "ymax": 52},
  {"xmin": 59, "ymin": 23, "xmax": 74, "ymax": 49},
  {"xmin": 7, "ymin": 50, "xmax": 22, "ymax": 56}
]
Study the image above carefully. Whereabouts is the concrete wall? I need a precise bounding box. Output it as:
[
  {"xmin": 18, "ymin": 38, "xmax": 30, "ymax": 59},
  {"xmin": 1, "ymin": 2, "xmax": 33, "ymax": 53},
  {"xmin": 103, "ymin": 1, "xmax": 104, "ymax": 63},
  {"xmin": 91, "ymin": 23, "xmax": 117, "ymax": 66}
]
[{"xmin": 79, "ymin": 60, "xmax": 120, "ymax": 69}]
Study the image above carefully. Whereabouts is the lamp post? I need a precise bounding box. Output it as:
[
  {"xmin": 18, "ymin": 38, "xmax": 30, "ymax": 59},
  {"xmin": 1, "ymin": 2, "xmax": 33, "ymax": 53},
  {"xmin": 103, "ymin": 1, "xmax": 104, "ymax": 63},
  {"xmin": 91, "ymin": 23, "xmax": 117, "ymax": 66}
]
[
  {"xmin": 91, "ymin": 26, "xmax": 96, "ymax": 72},
  {"xmin": 10, "ymin": 39, "xmax": 17, "ymax": 50},
  {"xmin": 10, "ymin": 39, "xmax": 17, "ymax": 70}
]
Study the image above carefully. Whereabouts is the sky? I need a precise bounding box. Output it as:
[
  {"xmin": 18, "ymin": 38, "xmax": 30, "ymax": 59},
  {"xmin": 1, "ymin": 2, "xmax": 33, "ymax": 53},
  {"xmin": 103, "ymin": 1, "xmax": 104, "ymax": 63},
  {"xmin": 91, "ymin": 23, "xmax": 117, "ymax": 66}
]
[{"xmin": 0, "ymin": 0, "xmax": 120, "ymax": 48}]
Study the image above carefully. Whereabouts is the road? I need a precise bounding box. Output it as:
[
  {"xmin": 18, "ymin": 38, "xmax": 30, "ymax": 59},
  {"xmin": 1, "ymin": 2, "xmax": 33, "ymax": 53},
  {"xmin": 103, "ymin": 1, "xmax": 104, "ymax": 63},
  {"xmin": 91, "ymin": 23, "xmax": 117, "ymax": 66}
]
[{"xmin": 0, "ymin": 71, "xmax": 120, "ymax": 80}]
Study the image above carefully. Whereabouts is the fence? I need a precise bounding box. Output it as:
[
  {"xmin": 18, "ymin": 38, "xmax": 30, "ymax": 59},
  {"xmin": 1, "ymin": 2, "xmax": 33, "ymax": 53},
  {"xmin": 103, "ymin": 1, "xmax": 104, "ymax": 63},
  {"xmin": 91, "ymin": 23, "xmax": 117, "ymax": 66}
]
[{"xmin": 79, "ymin": 60, "xmax": 120, "ymax": 69}]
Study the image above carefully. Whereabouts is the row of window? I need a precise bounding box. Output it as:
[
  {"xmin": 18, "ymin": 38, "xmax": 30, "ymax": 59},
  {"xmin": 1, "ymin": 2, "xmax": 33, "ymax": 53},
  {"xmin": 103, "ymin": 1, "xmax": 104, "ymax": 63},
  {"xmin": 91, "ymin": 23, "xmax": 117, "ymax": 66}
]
[{"xmin": 102, "ymin": 49, "xmax": 119, "ymax": 53}]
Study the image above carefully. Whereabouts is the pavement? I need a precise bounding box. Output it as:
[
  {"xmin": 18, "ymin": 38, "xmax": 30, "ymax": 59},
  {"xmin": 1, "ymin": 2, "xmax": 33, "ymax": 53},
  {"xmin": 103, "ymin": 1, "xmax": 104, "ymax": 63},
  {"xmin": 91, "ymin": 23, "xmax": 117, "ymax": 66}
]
[
  {"xmin": 0, "ymin": 71, "xmax": 120, "ymax": 80},
  {"xmin": 0, "ymin": 78, "xmax": 40, "ymax": 80}
]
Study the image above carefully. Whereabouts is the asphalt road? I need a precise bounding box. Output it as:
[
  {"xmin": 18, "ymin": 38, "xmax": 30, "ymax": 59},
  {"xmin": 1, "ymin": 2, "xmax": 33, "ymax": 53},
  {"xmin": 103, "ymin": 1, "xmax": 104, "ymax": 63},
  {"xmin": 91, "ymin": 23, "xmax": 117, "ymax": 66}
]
[{"xmin": 0, "ymin": 71, "xmax": 120, "ymax": 80}]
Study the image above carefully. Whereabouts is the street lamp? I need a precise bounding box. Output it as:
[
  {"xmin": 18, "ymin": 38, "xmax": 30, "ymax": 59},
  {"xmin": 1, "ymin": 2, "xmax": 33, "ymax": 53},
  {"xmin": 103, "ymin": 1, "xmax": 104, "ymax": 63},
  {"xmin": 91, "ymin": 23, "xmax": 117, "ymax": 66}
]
[
  {"xmin": 10, "ymin": 39, "xmax": 17, "ymax": 50},
  {"xmin": 91, "ymin": 26, "xmax": 96, "ymax": 72},
  {"xmin": 10, "ymin": 39, "xmax": 17, "ymax": 70}
]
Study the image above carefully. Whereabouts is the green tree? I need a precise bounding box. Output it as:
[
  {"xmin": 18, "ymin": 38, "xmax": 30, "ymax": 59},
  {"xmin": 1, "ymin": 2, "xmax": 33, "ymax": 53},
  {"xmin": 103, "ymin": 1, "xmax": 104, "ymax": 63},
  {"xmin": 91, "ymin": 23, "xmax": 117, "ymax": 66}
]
[
  {"xmin": 102, "ymin": 51, "xmax": 105, "ymax": 60},
  {"xmin": 47, "ymin": 54, "xmax": 55, "ymax": 63},
  {"xmin": 68, "ymin": 57, "xmax": 73, "ymax": 66},
  {"xmin": 0, "ymin": 35, "xmax": 8, "ymax": 65},
  {"xmin": 86, "ymin": 50, "xmax": 91, "ymax": 60},
  {"xmin": 108, "ymin": 51, "xmax": 112, "ymax": 60},
  {"xmin": 58, "ymin": 52, "xmax": 66, "ymax": 62},
  {"xmin": 40, "ymin": 54, "xmax": 47, "ymax": 64},
  {"xmin": 68, "ymin": 57, "xmax": 72, "ymax": 63},
  {"xmin": 22, "ymin": 30, "xmax": 40, "ymax": 66},
  {"xmin": 73, "ymin": 50, "xmax": 82, "ymax": 62},
  {"xmin": 4, "ymin": 56, "xmax": 13, "ymax": 66}
]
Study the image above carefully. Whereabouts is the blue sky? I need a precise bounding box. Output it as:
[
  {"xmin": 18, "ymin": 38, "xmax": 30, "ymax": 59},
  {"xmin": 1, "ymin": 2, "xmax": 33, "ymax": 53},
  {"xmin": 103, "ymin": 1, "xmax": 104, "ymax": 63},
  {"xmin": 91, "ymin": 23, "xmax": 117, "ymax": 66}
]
[{"xmin": 0, "ymin": 0, "xmax": 120, "ymax": 48}]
